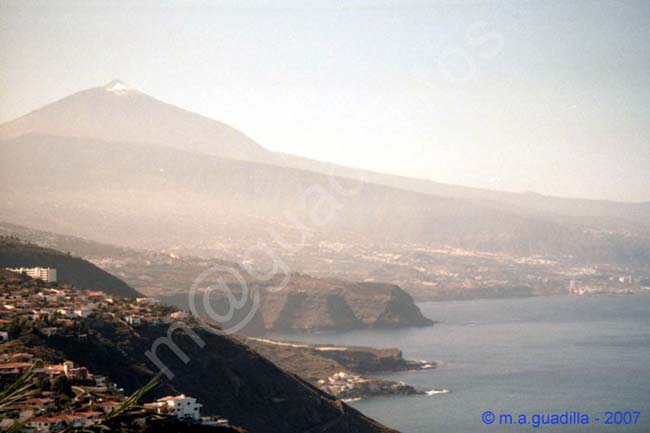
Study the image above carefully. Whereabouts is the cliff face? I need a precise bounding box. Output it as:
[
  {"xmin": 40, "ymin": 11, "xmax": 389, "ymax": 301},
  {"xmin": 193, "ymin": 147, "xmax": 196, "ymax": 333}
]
[
  {"xmin": 159, "ymin": 274, "xmax": 433, "ymax": 335},
  {"xmin": 341, "ymin": 282, "xmax": 435, "ymax": 328},
  {"xmin": 259, "ymin": 275, "xmax": 433, "ymax": 332},
  {"xmin": 259, "ymin": 289, "xmax": 362, "ymax": 332}
]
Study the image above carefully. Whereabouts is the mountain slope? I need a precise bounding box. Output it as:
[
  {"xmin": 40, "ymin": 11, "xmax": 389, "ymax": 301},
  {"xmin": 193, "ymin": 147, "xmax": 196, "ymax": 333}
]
[
  {"xmin": 271, "ymin": 152, "xmax": 650, "ymax": 228},
  {"xmin": 0, "ymin": 133, "xmax": 522, "ymax": 245},
  {"xmin": 0, "ymin": 237, "xmax": 140, "ymax": 297},
  {"xmin": 2, "ymin": 133, "xmax": 649, "ymax": 268},
  {"xmin": 0, "ymin": 80, "xmax": 267, "ymax": 161}
]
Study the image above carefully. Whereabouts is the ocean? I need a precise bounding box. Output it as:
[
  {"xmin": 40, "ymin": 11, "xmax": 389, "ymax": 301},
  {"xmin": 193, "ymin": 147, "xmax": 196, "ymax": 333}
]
[{"xmin": 270, "ymin": 294, "xmax": 650, "ymax": 433}]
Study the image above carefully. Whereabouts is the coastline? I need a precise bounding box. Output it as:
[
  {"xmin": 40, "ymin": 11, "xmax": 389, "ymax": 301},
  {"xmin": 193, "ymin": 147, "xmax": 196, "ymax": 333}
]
[{"xmin": 243, "ymin": 336, "xmax": 438, "ymax": 400}]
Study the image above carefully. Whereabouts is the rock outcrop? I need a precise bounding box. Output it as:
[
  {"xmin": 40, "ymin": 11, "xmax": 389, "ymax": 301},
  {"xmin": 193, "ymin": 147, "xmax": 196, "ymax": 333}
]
[{"xmin": 259, "ymin": 274, "xmax": 434, "ymax": 332}]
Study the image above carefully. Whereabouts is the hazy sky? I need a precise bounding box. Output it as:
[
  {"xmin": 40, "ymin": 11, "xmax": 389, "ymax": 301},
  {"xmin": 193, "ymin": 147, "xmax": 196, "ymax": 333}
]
[{"xmin": 1, "ymin": 0, "xmax": 649, "ymax": 202}]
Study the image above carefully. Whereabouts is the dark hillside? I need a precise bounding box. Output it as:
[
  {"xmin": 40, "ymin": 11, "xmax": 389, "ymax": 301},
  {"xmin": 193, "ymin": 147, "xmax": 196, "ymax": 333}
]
[
  {"xmin": 0, "ymin": 237, "xmax": 140, "ymax": 297},
  {"xmin": 4, "ymin": 315, "xmax": 400, "ymax": 433}
]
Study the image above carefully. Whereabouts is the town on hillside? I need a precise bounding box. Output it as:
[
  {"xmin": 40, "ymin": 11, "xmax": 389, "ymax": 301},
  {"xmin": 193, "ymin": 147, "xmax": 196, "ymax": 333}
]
[{"xmin": 0, "ymin": 268, "xmax": 234, "ymax": 433}]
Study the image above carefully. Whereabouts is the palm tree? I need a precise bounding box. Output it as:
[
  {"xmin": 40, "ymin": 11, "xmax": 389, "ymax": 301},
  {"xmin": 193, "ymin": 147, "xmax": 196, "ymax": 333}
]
[
  {"xmin": 1, "ymin": 370, "xmax": 162, "ymax": 433},
  {"xmin": 0, "ymin": 368, "xmax": 40, "ymax": 433},
  {"xmin": 63, "ymin": 373, "xmax": 162, "ymax": 433}
]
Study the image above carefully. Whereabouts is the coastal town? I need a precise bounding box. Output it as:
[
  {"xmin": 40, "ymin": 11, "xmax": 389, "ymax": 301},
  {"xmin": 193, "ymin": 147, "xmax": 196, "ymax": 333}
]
[{"xmin": 0, "ymin": 267, "xmax": 231, "ymax": 432}]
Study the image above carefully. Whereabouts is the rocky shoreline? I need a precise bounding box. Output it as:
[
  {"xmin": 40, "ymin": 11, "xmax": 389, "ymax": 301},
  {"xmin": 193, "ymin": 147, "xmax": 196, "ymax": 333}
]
[
  {"xmin": 243, "ymin": 337, "xmax": 437, "ymax": 400},
  {"xmin": 322, "ymin": 371, "xmax": 419, "ymax": 400}
]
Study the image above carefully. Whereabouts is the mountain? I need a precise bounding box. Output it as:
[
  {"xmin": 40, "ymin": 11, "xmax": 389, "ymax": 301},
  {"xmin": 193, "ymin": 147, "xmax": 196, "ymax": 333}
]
[
  {"xmin": 0, "ymin": 80, "xmax": 266, "ymax": 161},
  {"xmin": 1, "ymin": 81, "xmax": 649, "ymax": 281},
  {"xmin": 0, "ymin": 237, "xmax": 140, "ymax": 297},
  {"xmin": 2, "ymin": 81, "xmax": 648, "ymax": 228},
  {"xmin": 2, "ymin": 133, "xmax": 649, "ymax": 268},
  {"xmin": 0, "ymin": 133, "xmax": 524, "ymax": 247}
]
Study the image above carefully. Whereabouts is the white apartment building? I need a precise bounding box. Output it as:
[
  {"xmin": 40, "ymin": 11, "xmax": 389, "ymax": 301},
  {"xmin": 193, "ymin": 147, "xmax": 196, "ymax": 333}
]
[
  {"xmin": 136, "ymin": 297, "xmax": 160, "ymax": 305},
  {"xmin": 6, "ymin": 267, "xmax": 57, "ymax": 283}
]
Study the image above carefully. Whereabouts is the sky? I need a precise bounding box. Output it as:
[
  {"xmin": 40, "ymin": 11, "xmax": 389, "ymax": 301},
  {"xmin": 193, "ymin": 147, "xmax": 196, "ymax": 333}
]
[{"xmin": 1, "ymin": 0, "xmax": 649, "ymax": 202}]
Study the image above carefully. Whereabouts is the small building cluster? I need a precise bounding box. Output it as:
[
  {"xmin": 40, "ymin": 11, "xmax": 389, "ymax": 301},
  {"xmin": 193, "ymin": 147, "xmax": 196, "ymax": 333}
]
[
  {"xmin": 322, "ymin": 371, "xmax": 368, "ymax": 396},
  {"xmin": 568, "ymin": 274, "xmax": 647, "ymax": 296},
  {"xmin": 0, "ymin": 270, "xmax": 188, "ymax": 344},
  {"xmin": 0, "ymin": 356, "xmax": 99, "ymax": 383},
  {"xmin": 0, "ymin": 354, "xmax": 124, "ymax": 432},
  {"xmin": 318, "ymin": 370, "xmax": 415, "ymax": 400}
]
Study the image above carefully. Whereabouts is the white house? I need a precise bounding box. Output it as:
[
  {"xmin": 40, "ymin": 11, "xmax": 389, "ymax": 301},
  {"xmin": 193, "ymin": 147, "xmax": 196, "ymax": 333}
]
[
  {"xmin": 125, "ymin": 315, "xmax": 142, "ymax": 325},
  {"xmin": 200, "ymin": 416, "xmax": 230, "ymax": 427},
  {"xmin": 29, "ymin": 412, "xmax": 103, "ymax": 432},
  {"xmin": 73, "ymin": 304, "xmax": 96, "ymax": 318},
  {"xmin": 169, "ymin": 311, "xmax": 188, "ymax": 320},
  {"xmin": 28, "ymin": 416, "xmax": 64, "ymax": 433},
  {"xmin": 150, "ymin": 395, "xmax": 202, "ymax": 420},
  {"xmin": 40, "ymin": 327, "xmax": 61, "ymax": 338},
  {"xmin": 94, "ymin": 375, "xmax": 108, "ymax": 387}
]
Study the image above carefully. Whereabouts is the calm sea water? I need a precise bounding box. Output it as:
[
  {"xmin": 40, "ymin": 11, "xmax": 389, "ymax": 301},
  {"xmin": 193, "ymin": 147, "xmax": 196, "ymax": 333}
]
[{"xmin": 270, "ymin": 294, "xmax": 650, "ymax": 433}]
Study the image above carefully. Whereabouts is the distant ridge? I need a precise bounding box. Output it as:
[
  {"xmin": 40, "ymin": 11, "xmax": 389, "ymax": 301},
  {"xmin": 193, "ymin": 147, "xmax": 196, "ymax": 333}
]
[{"xmin": 0, "ymin": 237, "xmax": 140, "ymax": 298}]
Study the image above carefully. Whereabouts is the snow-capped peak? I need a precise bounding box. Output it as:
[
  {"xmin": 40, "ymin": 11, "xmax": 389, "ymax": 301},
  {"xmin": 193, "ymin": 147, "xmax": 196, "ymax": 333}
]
[{"xmin": 103, "ymin": 80, "xmax": 130, "ymax": 95}]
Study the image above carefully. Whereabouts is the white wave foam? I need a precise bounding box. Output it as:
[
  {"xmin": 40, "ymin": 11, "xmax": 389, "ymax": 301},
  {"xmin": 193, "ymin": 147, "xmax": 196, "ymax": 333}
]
[{"xmin": 425, "ymin": 389, "xmax": 449, "ymax": 396}]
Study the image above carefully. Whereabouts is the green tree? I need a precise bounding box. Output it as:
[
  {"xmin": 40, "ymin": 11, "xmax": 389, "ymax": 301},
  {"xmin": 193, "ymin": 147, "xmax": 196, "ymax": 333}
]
[{"xmin": 52, "ymin": 375, "xmax": 74, "ymax": 397}]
